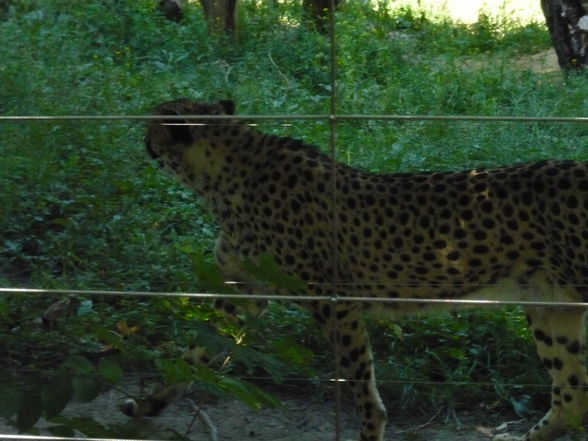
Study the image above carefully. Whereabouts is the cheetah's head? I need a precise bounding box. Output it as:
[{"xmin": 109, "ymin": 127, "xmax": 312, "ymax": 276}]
[
  {"xmin": 145, "ymin": 98, "xmax": 236, "ymax": 166},
  {"xmin": 145, "ymin": 99, "xmax": 238, "ymax": 192}
]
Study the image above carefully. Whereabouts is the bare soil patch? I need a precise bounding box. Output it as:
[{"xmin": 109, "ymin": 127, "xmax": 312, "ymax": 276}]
[{"xmin": 0, "ymin": 384, "xmax": 544, "ymax": 441}]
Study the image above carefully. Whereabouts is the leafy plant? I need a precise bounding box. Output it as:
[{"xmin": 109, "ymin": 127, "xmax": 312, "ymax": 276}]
[{"xmin": 0, "ymin": 252, "xmax": 316, "ymax": 434}]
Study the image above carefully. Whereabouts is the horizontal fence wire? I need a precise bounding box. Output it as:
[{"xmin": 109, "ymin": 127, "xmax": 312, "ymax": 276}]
[
  {"xmin": 0, "ymin": 367, "xmax": 557, "ymax": 390},
  {"xmin": 0, "ymin": 435, "xmax": 168, "ymax": 441},
  {"xmin": 2, "ymin": 287, "xmax": 588, "ymax": 308},
  {"xmin": 2, "ymin": 113, "xmax": 588, "ymax": 123}
]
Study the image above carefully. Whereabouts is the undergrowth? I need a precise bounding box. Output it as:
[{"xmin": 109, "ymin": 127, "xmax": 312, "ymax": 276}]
[{"xmin": 0, "ymin": 0, "xmax": 585, "ymax": 435}]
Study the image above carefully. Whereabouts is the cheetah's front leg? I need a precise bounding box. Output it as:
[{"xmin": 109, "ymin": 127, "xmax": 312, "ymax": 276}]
[
  {"xmin": 214, "ymin": 235, "xmax": 268, "ymax": 318},
  {"xmin": 316, "ymin": 302, "xmax": 387, "ymax": 441}
]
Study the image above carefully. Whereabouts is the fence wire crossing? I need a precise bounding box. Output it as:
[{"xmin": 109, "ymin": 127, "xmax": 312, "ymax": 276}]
[{"xmin": 3, "ymin": 1, "xmax": 588, "ymax": 441}]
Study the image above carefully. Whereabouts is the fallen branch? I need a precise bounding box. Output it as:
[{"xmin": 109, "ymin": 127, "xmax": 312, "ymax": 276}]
[
  {"xmin": 396, "ymin": 406, "xmax": 442, "ymax": 434},
  {"xmin": 186, "ymin": 398, "xmax": 218, "ymax": 441},
  {"xmin": 268, "ymin": 50, "xmax": 290, "ymax": 85}
]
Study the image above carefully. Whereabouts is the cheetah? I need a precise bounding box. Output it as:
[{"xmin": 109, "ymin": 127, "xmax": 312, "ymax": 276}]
[{"xmin": 143, "ymin": 98, "xmax": 588, "ymax": 441}]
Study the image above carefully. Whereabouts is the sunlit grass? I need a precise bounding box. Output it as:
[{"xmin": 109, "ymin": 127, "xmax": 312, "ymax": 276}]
[{"xmin": 377, "ymin": 0, "xmax": 544, "ymax": 24}]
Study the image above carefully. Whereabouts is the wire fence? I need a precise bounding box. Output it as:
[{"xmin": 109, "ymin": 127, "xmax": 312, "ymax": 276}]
[
  {"xmin": 4, "ymin": 112, "xmax": 588, "ymax": 123},
  {"xmin": 1, "ymin": 436, "xmax": 163, "ymax": 441},
  {"xmin": 3, "ymin": 287, "xmax": 588, "ymax": 308},
  {"xmin": 3, "ymin": 1, "xmax": 588, "ymax": 441}
]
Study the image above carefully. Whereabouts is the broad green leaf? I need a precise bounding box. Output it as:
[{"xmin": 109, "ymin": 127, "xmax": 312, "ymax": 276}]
[
  {"xmin": 241, "ymin": 253, "xmax": 306, "ymax": 291},
  {"xmin": 51, "ymin": 415, "xmax": 190, "ymax": 440},
  {"xmin": 47, "ymin": 425, "xmax": 75, "ymax": 437},
  {"xmin": 17, "ymin": 385, "xmax": 42, "ymax": 432},
  {"xmin": 72, "ymin": 376, "xmax": 101, "ymax": 403},
  {"xmin": 76, "ymin": 299, "xmax": 93, "ymax": 316},
  {"xmin": 97, "ymin": 358, "xmax": 123, "ymax": 383},
  {"xmin": 271, "ymin": 337, "xmax": 314, "ymax": 367},
  {"xmin": 50, "ymin": 416, "xmax": 108, "ymax": 437},
  {"xmin": 187, "ymin": 319, "xmax": 293, "ymax": 383},
  {"xmin": 216, "ymin": 375, "xmax": 282, "ymax": 409},
  {"xmin": 192, "ymin": 365, "xmax": 281, "ymax": 409},
  {"xmin": 0, "ymin": 381, "xmax": 20, "ymax": 418},
  {"xmin": 0, "ymin": 298, "xmax": 7, "ymax": 318},
  {"xmin": 446, "ymin": 347, "xmax": 466, "ymax": 360},
  {"xmin": 188, "ymin": 249, "xmax": 234, "ymax": 293},
  {"xmin": 51, "ymin": 217, "xmax": 75, "ymax": 228},
  {"xmin": 387, "ymin": 323, "xmax": 404, "ymax": 339},
  {"xmin": 154, "ymin": 359, "xmax": 281, "ymax": 410},
  {"xmin": 155, "ymin": 358, "xmax": 194, "ymax": 383},
  {"xmin": 42, "ymin": 380, "xmax": 73, "ymax": 419},
  {"xmin": 232, "ymin": 345, "xmax": 287, "ymax": 383},
  {"xmin": 116, "ymin": 320, "xmax": 140, "ymax": 337},
  {"xmin": 91, "ymin": 325, "xmax": 124, "ymax": 348},
  {"xmin": 62, "ymin": 355, "xmax": 95, "ymax": 375}
]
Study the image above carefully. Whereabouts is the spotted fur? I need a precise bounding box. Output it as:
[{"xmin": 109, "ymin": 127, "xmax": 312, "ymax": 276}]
[{"xmin": 143, "ymin": 98, "xmax": 588, "ymax": 441}]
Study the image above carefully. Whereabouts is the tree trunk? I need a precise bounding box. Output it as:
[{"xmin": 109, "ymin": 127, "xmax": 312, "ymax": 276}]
[
  {"xmin": 541, "ymin": 0, "xmax": 588, "ymax": 70},
  {"xmin": 302, "ymin": 0, "xmax": 340, "ymax": 33},
  {"xmin": 158, "ymin": 0, "xmax": 184, "ymax": 23},
  {"xmin": 198, "ymin": 0, "xmax": 237, "ymax": 35}
]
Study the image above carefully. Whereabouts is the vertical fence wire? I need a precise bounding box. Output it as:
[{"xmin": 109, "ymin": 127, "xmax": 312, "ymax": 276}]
[{"xmin": 327, "ymin": 0, "xmax": 342, "ymax": 439}]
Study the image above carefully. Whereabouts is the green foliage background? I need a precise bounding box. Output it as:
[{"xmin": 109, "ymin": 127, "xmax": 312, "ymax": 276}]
[{"xmin": 0, "ymin": 0, "xmax": 586, "ymax": 436}]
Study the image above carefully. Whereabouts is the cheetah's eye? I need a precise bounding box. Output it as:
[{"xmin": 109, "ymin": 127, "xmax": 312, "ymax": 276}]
[
  {"xmin": 165, "ymin": 118, "xmax": 193, "ymax": 145},
  {"xmin": 145, "ymin": 138, "xmax": 159, "ymax": 160}
]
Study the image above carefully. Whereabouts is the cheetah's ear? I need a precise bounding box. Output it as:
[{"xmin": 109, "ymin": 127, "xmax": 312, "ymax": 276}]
[{"xmin": 218, "ymin": 99, "xmax": 236, "ymax": 115}]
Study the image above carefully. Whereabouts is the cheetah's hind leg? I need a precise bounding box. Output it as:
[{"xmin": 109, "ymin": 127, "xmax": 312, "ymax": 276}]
[
  {"xmin": 319, "ymin": 303, "xmax": 387, "ymax": 441},
  {"xmin": 494, "ymin": 307, "xmax": 588, "ymax": 441}
]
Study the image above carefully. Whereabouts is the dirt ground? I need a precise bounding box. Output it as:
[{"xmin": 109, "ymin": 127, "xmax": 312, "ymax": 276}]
[{"xmin": 0, "ymin": 384, "xmax": 547, "ymax": 441}]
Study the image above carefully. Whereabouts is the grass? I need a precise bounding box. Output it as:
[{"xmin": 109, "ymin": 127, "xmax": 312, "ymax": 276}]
[
  {"xmin": 384, "ymin": 0, "xmax": 544, "ymax": 24},
  {"xmin": 1, "ymin": 0, "xmax": 587, "ymax": 430}
]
